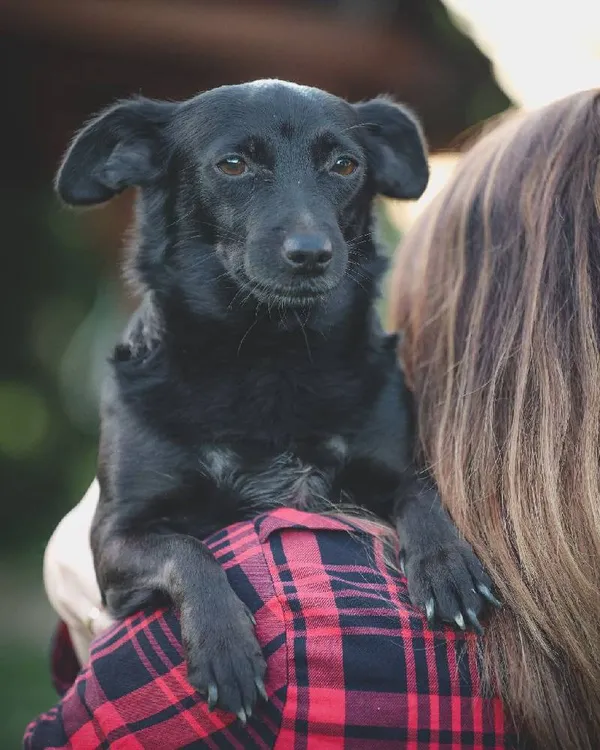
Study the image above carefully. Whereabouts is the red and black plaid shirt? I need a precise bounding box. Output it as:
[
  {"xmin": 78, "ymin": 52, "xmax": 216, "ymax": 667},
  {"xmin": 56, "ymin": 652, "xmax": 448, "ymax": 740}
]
[{"xmin": 24, "ymin": 509, "xmax": 518, "ymax": 749}]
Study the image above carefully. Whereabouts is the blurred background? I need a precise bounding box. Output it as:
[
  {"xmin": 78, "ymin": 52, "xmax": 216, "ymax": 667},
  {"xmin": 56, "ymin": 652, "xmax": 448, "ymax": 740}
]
[{"xmin": 0, "ymin": 0, "xmax": 597, "ymax": 745}]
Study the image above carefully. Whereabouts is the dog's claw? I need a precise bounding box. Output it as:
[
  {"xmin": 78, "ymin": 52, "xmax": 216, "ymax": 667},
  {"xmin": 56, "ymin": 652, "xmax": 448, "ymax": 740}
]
[
  {"xmin": 255, "ymin": 676, "xmax": 268, "ymax": 702},
  {"xmin": 237, "ymin": 708, "xmax": 247, "ymax": 725},
  {"xmin": 467, "ymin": 608, "xmax": 484, "ymax": 635},
  {"xmin": 477, "ymin": 584, "xmax": 502, "ymax": 608},
  {"xmin": 245, "ymin": 704, "xmax": 253, "ymax": 719},
  {"xmin": 399, "ymin": 556, "xmax": 406, "ymax": 576},
  {"xmin": 454, "ymin": 612, "xmax": 466, "ymax": 630},
  {"xmin": 425, "ymin": 598, "xmax": 435, "ymax": 625},
  {"xmin": 249, "ymin": 612, "xmax": 257, "ymax": 625},
  {"xmin": 207, "ymin": 683, "xmax": 218, "ymax": 711}
]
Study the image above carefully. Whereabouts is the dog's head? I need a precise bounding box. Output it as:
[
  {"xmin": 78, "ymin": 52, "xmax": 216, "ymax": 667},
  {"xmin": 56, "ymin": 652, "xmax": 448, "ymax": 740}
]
[{"xmin": 56, "ymin": 80, "xmax": 428, "ymax": 310}]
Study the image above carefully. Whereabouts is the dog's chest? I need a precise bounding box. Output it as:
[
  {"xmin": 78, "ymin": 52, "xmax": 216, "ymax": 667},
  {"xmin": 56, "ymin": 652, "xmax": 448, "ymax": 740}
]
[
  {"xmin": 148, "ymin": 357, "xmax": 368, "ymax": 445},
  {"xmin": 199, "ymin": 437, "xmax": 348, "ymax": 513}
]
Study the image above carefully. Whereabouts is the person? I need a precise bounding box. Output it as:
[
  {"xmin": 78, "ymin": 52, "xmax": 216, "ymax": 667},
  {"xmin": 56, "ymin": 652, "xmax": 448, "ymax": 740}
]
[
  {"xmin": 25, "ymin": 479, "xmax": 512, "ymax": 749},
  {"xmin": 25, "ymin": 88, "xmax": 600, "ymax": 749},
  {"xmin": 391, "ymin": 89, "xmax": 600, "ymax": 748}
]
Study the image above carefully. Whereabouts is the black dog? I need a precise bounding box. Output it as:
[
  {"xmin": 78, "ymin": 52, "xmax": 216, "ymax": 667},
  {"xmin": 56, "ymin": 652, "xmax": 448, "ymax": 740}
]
[{"xmin": 57, "ymin": 80, "xmax": 498, "ymax": 720}]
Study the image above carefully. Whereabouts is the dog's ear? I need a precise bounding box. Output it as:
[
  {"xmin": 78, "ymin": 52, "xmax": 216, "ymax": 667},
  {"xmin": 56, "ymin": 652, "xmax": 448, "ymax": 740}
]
[
  {"xmin": 55, "ymin": 97, "xmax": 176, "ymax": 207},
  {"xmin": 353, "ymin": 97, "xmax": 429, "ymax": 200}
]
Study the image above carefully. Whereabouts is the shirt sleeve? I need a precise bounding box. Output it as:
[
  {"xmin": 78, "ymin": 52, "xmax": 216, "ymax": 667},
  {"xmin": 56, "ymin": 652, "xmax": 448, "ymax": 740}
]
[
  {"xmin": 23, "ymin": 670, "xmax": 89, "ymax": 750},
  {"xmin": 24, "ymin": 518, "xmax": 285, "ymax": 750},
  {"xmin": 24, "ymin": 610, "xmax": 274, "ymax": 749}
]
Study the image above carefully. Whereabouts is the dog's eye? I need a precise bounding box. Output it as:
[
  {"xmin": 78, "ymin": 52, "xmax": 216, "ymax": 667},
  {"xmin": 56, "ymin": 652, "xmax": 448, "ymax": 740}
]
[
  {"xmin": 217, "ymin": 157, "xmax": 247, "ymax": 176},
  {"xmin": 331, "ymin": 157, "xmax": 358, "ymax": 176}
]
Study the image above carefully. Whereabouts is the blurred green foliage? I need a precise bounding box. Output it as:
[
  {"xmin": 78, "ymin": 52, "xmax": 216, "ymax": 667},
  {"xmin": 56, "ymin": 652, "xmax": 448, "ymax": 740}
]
[
  {"xmin": 0, "ymin": 189, "xmax": 122, "ymax": 748},
  {"xmin": 1, "ymin": 644, "xmax": 57, "ymax": 746},
  {"xmin": 375, "ymin": 199, "xmax": 403, "ymax": 323},
  {"xmin": 0, "ymin": 192, "xmax": 113, "ymax": 556}
]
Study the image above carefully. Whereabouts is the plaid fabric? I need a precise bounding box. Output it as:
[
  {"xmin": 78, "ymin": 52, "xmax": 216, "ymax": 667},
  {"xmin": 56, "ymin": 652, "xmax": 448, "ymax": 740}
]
[{"xmin": 24, "ymin": 509, "xmax": 518, "ymax": 749}]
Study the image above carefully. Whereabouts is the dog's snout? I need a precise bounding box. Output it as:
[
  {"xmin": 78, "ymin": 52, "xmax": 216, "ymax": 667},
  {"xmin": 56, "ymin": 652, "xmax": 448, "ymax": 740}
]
[{"xmin": 282, "ymin": 233, "xmax": 333, "ymax": 273}]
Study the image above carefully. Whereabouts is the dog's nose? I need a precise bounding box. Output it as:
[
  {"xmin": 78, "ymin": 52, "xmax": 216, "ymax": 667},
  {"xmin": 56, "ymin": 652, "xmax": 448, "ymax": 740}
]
[{"xmin": 282, "ymin": 233, "xmax": 333, "ymax": 272}]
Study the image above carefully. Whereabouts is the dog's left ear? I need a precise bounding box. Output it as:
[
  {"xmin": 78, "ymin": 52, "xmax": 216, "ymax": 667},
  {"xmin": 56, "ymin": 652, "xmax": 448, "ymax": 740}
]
[
  {"xmin": 353, "ymin": 98, "xmax": 429, "ymax": 200},
  {"xmin": 55, "ymin": 97, "xmax": 177, "ymax": 207}
]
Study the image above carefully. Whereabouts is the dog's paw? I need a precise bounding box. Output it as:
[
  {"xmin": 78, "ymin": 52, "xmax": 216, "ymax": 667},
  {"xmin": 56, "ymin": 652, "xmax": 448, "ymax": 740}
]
[
  {"xmin": 402, "ymin": 539, "xmax": 501, "ymax": 634},
  {"xmin": 181, "ymin": 593, "xmax": 267, "ymax": 720}
]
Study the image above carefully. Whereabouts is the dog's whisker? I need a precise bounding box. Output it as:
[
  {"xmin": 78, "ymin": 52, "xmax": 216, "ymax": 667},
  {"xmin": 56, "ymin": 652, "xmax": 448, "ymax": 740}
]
[
  {"xmin": 292, "ymin": 310, "xmax": 313, "ymax": 364},
  {"xmin": 183, "ymin": 228, "xmax": 242, "ymax": 244},
  {"xmin": 237, "ymin": 316, "xmax": 260, "ymax": 356},
  {"xmin": 228, "ymin": 283, "xmax": 251, "ymax": 310},
  {"xmin": 347, "ymin": 231, "xmax": 374, "ymax": 243},
  {"xmin": 345, "ymin": 263, "xmax": 373, "ymax": 281},
  {"xmin": 345, "ymin": 262, "xmax": 373, "ymax": 281},
  {"xmin": 345, "ymin": 269, "xmax": 369, "ymax": 295},
  {"xmin": 164, "ymin": 204, "xmax": 197, "ymax": 229},
  {"xmin": 212, "ymin": 270, "xmax": 234, "ymax": 284},
  {"xmin": 236, "ymin": 283, "xmax": 257, "ymax": 310},
  {"xmin": 346, "ymin": 240, "xmax": 374, "ymax": 253},
  {"xmin": 340, "ymin": 121, "xmax": 380, "ymax": 134},
  {"xmin": 181, "ymin": 221, "xmax": 244, "ymax": 243}
]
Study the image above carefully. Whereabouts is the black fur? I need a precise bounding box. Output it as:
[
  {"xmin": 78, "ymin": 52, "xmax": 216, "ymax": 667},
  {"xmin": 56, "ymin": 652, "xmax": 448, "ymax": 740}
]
[{"xmin": 57, "ymin": 80, "xmax": 497, "ymax": 719}]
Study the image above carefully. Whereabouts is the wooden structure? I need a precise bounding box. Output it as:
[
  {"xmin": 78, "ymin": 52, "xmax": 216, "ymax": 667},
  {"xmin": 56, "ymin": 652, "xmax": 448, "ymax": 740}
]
[
  {"xmin": 0, "ymin": 0, "xmax": 508, "ymax": 269},
  {"xmin": 0, "ymin": 0, "xmax": 508, "ymax": 175}
]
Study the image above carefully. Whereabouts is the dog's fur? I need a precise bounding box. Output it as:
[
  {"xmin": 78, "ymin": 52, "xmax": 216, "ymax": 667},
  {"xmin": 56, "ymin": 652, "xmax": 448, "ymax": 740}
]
[{"xmin": 57, "ymin": 80, "xmax": 497, "ymax": 719}]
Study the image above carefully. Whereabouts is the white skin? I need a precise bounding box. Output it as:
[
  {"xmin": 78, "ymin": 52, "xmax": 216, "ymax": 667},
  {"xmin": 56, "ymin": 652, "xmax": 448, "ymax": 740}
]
[{"xmin": 43, "ymin": 479, "xmax": 114, "ymax": 664}]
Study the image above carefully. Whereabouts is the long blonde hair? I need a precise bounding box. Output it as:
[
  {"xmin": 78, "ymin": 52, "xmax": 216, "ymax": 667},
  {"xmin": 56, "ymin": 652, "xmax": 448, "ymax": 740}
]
[{"xmin": 390, "ymin": 91, "xmax": 600, "ymax": 749}]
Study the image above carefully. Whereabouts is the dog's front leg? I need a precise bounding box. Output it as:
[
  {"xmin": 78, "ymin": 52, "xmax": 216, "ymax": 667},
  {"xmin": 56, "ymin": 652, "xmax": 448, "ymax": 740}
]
[
  {"xmin": 93, "ymin": 522, "xmax": 266, "ymax": 719},
  {"xmin": 393, "ymin": 471, "xmax": 501, "ymax": 632}
]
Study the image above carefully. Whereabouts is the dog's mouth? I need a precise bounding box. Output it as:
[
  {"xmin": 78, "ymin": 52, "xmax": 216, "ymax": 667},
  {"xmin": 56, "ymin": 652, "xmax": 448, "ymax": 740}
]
[
  {"xmin": 250, "ymin": 280, "xmax": 333, "ymax": 307},
  {"xmin": 232, "ymin": 270, "xmax": 336, "ymax": 307}
]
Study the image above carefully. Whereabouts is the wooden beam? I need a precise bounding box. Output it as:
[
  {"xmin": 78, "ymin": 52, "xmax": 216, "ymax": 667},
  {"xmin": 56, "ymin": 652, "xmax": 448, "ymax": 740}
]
[{"xmin": 0, "ymin": 0, "xmax": 446, "ymax": 94}]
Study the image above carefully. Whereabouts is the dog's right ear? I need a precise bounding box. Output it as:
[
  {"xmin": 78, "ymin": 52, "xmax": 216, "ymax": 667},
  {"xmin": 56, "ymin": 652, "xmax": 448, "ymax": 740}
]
[
  {"xmin": 55, "ymin": 97, "xmax": 176, "ymax": 207},
  {"xmin": 353, "ymin": 98, "xmax": 428, "ymax": 201}
]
